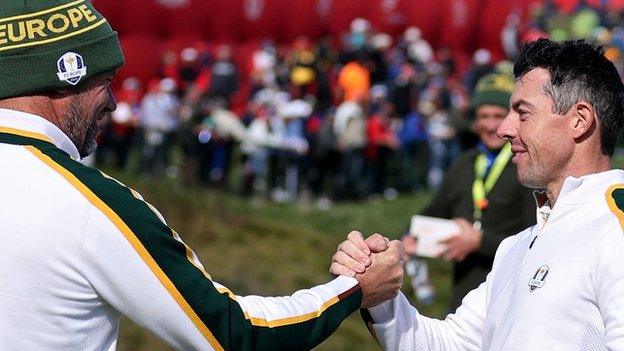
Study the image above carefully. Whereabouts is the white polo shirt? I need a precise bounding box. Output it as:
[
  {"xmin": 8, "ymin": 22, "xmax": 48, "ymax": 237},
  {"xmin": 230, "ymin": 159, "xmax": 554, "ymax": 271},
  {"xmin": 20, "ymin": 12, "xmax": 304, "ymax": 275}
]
[
  {"xmin": 0, "ymin": 108, "xmax": 362, "ymax": 350},
  {"xmin": 368, "ymin": 169, "xmax": 624, "ymax": 350}
]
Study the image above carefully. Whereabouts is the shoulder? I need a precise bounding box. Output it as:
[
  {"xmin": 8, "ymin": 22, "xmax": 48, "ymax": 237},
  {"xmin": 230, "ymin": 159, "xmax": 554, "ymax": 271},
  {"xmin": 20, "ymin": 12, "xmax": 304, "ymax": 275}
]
[{"xmin": 27, "ymin": 144, "xmax": 166, "ymax": 229}]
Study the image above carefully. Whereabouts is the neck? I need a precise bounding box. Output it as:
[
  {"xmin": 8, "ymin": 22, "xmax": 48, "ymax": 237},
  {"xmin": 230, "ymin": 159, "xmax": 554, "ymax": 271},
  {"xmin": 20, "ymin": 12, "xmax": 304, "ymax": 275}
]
[
  {"xmin": 545, "ymin": 154, "xmax": 611, "ymax": 206},
  {"xmin": 0, "ymin": 96, "xmax": 61, "ymax": 128}
]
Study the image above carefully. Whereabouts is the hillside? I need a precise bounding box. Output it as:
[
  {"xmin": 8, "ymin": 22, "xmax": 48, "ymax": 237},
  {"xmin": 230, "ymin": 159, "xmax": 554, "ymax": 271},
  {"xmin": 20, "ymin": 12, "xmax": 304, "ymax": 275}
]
[{"xmin": 109, "ymin": 173, "xmax": 452, "ymax": 350}]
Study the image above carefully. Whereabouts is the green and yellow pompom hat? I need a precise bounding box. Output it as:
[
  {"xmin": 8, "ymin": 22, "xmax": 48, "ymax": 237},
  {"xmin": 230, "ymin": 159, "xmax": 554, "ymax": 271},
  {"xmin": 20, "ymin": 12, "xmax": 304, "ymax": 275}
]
[
  {"xmin": 471, "ymin": 73, "xmax": 515, "ymax": 110},
  {"xmin": 0, "ymin": 0, "xmax": 124, "ymax": 99}
]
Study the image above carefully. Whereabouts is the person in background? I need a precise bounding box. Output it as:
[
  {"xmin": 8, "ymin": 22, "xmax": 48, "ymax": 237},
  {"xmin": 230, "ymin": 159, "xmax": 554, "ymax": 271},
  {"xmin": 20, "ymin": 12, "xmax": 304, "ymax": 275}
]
[
  {"xmin": 333, "ymin": 39, "xmax": 624, "ymax": 350},
  {"xmin": 405, "ymin": 73, "xmax": 535, "ymax": 311},
  {"xmin": 0, "ymin": 2, "xmax": 404, "ymax": 349},
  {"xmin": 140, "ymin": 78, "xmax": 180, "ymax": 176}
]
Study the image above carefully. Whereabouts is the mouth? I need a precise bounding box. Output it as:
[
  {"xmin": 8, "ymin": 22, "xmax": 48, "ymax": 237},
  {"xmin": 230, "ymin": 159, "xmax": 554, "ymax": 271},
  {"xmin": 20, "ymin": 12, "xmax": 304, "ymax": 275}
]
[{"xmin": 511, "ymin": 145, "xmax": 527, "ymax": 164}]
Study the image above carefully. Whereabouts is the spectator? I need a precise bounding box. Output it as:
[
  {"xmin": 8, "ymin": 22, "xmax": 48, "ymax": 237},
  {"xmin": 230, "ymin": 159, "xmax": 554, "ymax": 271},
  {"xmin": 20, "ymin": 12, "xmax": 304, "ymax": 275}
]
[
  {"xmin": 140, "ymin": 78, "xmax": 180, "ymax": 176},
  {"xmin": 210, "ymin": 45, "xmax": 239, "ymax": 103}
]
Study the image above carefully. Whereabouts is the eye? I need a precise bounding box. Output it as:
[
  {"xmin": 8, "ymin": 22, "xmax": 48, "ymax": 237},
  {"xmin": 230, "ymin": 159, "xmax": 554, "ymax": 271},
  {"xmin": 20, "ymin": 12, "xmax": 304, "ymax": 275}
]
[{"xmin": 518, "ymin": 109, "xmax": 529, "ymax": 120}]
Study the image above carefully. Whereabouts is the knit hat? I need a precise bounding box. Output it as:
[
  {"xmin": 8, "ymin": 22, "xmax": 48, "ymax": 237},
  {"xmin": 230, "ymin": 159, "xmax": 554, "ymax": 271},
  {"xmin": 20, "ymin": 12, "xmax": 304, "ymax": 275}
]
[
  {"xmin": 471, "ymin": 73, "xmax": 515, "ymax": 109},
  {"xmin": 0, "ymin": 0, "xmax": 124, "ymax": 99}
]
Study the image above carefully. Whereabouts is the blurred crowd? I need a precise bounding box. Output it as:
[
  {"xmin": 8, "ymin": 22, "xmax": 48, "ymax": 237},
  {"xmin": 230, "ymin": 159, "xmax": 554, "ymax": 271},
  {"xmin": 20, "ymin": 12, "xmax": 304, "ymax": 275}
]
[{"xmin": 92, "ymin": 0, "xmax": 624, "ymax": 206}]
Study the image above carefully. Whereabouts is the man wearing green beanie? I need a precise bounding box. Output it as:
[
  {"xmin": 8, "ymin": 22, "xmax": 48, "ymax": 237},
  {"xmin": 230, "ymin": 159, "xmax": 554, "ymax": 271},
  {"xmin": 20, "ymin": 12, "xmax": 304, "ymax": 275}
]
[
  {"xmin": 0, "ymin": 1, "xmax": 403, "ymax": 350},
  {"xmin": 401, "ymin": 73, "xmax": 535, "ymax": 311}
]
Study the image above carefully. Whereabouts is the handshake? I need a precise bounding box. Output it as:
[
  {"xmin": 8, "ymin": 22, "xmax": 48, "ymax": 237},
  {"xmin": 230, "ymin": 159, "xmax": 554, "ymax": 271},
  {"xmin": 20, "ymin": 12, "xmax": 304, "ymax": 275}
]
[{"xmin": 330, "ymin": 231, "xmax": 405, "ymax": 308}]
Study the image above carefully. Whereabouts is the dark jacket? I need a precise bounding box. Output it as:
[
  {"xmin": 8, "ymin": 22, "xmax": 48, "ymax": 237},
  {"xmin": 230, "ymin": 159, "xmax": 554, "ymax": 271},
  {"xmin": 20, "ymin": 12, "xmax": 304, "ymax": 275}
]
[{"xmin": 421, "ymin": 148, "xmax": 536, "ymax": 311}]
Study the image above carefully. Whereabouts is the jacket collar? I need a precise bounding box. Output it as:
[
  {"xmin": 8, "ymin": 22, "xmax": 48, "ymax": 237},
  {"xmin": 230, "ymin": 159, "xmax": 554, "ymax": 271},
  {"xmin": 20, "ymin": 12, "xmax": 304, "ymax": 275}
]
[
  {"xmin": 534, "ymin": 169, "xmax": 624, "ymax": 209},
  {"xmin": 0, "ymin": 108, "xmax": 80, "ymax": 161}
]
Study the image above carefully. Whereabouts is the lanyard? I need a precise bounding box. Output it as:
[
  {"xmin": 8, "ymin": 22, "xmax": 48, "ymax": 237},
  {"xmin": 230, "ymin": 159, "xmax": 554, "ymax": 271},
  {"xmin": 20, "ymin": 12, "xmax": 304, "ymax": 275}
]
[{"xmin": 472, "ymin": 143, "xmax": 512, "ymax": 223}]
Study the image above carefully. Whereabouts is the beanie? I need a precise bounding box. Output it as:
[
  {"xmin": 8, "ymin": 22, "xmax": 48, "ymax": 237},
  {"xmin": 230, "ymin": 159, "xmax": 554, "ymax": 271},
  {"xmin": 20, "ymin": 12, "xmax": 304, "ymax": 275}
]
[
  {"xmin": 471, "ymin": 73, "xmax": 514, "ymax": 109},
  {"xmin": 0, "ymin": 0, "xmax": 124, "ymax": 99}
]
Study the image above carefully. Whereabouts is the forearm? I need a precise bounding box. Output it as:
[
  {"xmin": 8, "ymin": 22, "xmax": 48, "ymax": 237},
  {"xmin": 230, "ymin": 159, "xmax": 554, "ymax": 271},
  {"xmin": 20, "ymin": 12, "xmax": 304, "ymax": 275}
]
[{"xmin": 364, "ymin": 287, "xmax": 485, "ymax": 350}]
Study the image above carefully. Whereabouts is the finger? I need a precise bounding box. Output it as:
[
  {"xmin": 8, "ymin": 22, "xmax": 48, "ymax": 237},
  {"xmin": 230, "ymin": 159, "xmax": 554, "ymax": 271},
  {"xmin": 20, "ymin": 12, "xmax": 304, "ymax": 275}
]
[
  {"xmin": 366, "ymin": 233, "xmax": 389, "ymax": 253},
  {"xmin": 443, "ymin": 248, "xmax": 460, "ymax": 261},
  {"xmin": 340, "ymin": 240, "xmax": 372, "ymax": 266},
  {"xmin": 347, "ymin": 231, "xmax": 371, "ymax": 256},
  {"xmin": 333, "ymin": 251, "xmax": 367, "ymax": 273},
  {"xmin": 440, "ymin": 236, "xmax": 457, "ymax": 245},
  {"xmin": 387, "ymin": 240, "xmax": 405, "ymax": 261},
  {"xmin": 330, "ymin": 262, "xmax": 356, "ymax": 277}
]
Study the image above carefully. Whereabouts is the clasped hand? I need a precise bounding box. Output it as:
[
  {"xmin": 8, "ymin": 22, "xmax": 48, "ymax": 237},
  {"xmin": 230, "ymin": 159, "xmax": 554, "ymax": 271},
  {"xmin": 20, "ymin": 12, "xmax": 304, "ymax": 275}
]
[{"xmin": 330, "ymin": 231, "xmax": 404, "ymax": 308}]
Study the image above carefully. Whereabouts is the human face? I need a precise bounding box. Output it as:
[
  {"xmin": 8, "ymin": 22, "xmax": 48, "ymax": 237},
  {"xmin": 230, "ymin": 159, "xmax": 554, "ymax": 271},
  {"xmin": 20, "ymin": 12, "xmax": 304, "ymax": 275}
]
[
  {"xmin": 496, "ymin": 68, "xmax": 574, "ymax": 189},
  {"xmin": 59, "ymin": 72, "xmax": 116, "ymax": 158},
  {"xmin": 474, "ymin": 104, "xmax": 508, "ymax": 150}
]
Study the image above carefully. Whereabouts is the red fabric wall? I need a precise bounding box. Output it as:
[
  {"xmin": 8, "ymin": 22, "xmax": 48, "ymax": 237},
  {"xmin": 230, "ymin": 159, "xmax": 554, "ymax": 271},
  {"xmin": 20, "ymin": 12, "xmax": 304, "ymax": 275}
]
[
  {"xmin": 284, "ymin": 0, "xmax": 329, "ymax": 41},
  {"xmin": 438, "ymin": 0, "xmax": 481, "ymax": 52},
  {"xmin": 367, "ymin": 0, "xmax": 411, "ymax": 36},
  {"xmin": 405, "ymin": 0, "xmax": 445, "ymax": 44},
  {"xmin": 162, "ymin": 0, "xmax": 214, "ymax": 39}
]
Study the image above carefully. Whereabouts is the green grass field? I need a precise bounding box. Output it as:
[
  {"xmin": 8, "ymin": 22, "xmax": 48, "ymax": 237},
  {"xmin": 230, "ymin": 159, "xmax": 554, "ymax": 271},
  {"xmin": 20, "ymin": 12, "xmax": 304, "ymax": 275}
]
[{"xmin": 107, "ymin": 172, "xmax": 452, "ymax": 350}]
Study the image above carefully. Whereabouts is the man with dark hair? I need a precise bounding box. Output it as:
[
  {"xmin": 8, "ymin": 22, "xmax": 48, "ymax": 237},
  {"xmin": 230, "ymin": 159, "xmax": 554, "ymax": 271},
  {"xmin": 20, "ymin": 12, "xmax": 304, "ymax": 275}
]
[
  {"xmin": 331, "ymin": 39, "xmax": 624, "ymax": 349},
  {"xmin": 402, "ymin": 73, "xmax": 535, "ymax": 312},
  {"xmin": 0, "ymin": 1, "xmax": 403, "ymax": 350}
]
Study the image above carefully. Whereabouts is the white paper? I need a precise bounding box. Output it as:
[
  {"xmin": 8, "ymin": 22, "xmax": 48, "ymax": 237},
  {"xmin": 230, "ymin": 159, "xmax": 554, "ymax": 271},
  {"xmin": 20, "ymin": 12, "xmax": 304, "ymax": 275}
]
[{"xmin": 410, "ymin": 215, "xmax": 460, "ymax": 258}]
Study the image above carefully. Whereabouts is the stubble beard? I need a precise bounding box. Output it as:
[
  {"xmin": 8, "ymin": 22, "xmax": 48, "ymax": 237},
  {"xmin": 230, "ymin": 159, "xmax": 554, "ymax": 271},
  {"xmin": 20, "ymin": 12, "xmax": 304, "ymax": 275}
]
[{"xmin": 60, "ymin": 95, "xmax": 99, "ymax": 158}]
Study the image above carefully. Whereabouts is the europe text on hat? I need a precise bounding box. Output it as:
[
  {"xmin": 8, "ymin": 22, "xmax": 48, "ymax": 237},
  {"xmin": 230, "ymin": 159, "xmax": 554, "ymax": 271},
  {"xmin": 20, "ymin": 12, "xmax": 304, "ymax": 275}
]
[
  {"xmin": 0, "ymin": 0, "xmax": 124, "ymax": 99},
  {"xmin": 471, "ymin": 73, "xmax": 515, "ymax": 109}
]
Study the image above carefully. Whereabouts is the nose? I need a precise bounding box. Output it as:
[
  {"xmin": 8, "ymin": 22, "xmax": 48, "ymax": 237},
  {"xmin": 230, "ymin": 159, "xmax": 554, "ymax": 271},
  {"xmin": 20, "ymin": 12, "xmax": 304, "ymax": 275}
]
[
  {"xmin": 105, "ymin": 86, "xmax": 117, "ymax": 112},
  {"xmin": 496, "ymin": 111, "xmax": 517, "ymax": 141}
]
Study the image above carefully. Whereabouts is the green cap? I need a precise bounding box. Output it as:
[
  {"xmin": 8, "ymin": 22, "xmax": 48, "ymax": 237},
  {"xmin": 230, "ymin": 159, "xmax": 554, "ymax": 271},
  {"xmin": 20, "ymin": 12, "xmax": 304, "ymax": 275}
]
[
  {"xmin": 0, "ymin": 0, "xmax": 124, "ymax": 99},
  {"xmin": 471, "ymin": 73, "xmax": 514, "ymax": 109}
]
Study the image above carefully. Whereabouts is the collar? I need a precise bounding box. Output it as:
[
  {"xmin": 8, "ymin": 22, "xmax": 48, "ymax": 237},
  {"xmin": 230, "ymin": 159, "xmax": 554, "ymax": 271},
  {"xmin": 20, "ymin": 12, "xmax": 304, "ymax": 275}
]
[
  {"xmin": 530, "ymin": 170, "xmax": 624, "ymax": 230},
  {"xmin": 532, "ymin": 169, "xmax": 624, "ymax": 209},
  {"xmin": 0, "ymin": 108, "xmax": 80, "ymax": 160}
]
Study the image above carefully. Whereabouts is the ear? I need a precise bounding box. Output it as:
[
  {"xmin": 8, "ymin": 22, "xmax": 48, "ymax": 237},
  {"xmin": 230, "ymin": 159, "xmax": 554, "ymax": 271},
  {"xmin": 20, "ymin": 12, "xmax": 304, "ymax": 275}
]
[{"xmin": 570, "ymin": 101, "xmax": 596, "ymax": 140}]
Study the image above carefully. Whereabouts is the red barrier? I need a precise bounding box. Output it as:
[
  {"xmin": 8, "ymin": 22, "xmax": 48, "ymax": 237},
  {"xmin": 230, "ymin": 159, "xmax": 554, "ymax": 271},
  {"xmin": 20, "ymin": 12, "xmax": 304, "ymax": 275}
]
[
  {"xmin": 438, "ymin": 0, "xmax": 481, "ymax": 52},
  {"xmin": 405, "ymin": 0, "xmax": 444, "ymax": 44},
  {"xmin": 212, "ymin": 0, "xmax": 244, "ymax": 41},
  {"xmin": 367, "ymin": 0, "xmax": 410, "ymax": 36},
  {"xmin": 325, "ymin": 0, "xmax": 370, "ymax": 35},
  {"xmin": 162, "ymin": 0, "xmax": 215, "ymax": 39},
  {"xmin": 116, "ymin": 0, "xmax": 167, "ymax": 37},
  {"xmin": 284, "ymin": 0, "xmax": 328, "ymax": 41},
  {"xmin": 240, "ymin": 0, "xmax": 289, "ymax": 41},
  {"xmin": 118, "ymin": 35, "xmax": 165, "ymax": 86}
]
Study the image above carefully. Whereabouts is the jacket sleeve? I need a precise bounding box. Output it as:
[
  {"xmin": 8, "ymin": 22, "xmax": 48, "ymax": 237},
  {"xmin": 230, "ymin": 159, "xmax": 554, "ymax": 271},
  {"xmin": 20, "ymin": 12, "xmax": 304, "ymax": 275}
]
[
  {"xmin": 360, "ymin": 233, "xmax": 522, "ymax": 350},
  {"xmin": 363, "ymin": 280, "xmax": 486, "ymax": 351},
  {"xmin": 79, "ymin": 171, "xmax": 361, "ymax": 351}
]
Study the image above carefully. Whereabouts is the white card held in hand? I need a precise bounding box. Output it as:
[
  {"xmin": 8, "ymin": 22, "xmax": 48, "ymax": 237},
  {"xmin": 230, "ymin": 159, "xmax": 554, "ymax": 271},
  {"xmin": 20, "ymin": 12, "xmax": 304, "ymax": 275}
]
[{"xmin": 409, "ymin": 215, "xmax": 460, "ymax": 258}]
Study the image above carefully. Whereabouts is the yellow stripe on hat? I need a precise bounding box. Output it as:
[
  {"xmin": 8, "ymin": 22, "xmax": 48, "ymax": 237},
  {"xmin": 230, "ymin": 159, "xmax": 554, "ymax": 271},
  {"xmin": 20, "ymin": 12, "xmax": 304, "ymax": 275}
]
[
  {"xmin": 0, "ymin": 18, "xmax": 106, "ymax": 52},
  {"xmin": 0, "ymin": 0, "xmax": 86, "ymax": 23}
]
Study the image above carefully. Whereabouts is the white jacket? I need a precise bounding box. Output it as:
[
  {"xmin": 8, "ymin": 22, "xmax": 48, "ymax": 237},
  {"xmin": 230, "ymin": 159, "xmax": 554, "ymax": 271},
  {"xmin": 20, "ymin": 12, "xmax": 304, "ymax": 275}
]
[
  {"xmin": 0, "ymin": 108, "xmax": 362, "ymax": 351},
  {"xmin": 368, "ymin": 169, "xmax": 624, "ymax": 350}
]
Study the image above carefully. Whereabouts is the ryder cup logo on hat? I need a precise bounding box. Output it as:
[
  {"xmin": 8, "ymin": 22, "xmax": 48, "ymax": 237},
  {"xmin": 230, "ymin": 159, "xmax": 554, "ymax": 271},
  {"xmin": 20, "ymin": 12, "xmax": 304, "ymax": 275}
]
[{"xmin": 57, "ymin": 52, "xmax": 87, "ymax": 86}]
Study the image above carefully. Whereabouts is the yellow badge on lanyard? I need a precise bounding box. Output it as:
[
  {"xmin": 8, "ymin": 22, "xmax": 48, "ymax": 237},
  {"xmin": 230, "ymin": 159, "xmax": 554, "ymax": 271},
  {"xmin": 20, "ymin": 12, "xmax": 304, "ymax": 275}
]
[{"xmin": 472, "ymin": 143, "xmax": 512, "ymax": 221}]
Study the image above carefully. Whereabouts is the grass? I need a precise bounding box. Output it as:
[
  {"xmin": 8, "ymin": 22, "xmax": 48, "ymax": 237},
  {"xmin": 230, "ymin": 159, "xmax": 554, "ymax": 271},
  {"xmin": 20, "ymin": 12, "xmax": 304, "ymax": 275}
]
[{"xmin": 106, "ymin": 171, "xmax": 452, "ymax": 351}]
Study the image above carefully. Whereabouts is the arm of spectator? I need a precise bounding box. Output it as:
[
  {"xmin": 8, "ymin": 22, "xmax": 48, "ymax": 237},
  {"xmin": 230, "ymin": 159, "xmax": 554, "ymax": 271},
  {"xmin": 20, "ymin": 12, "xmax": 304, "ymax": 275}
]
[
  {"xmin": 82, "ymin": 172, "xmax": 362, "ymax": 351},
  {"xmin": 441, "ymin": 218, "xmax": 482, "ymax": 262}
]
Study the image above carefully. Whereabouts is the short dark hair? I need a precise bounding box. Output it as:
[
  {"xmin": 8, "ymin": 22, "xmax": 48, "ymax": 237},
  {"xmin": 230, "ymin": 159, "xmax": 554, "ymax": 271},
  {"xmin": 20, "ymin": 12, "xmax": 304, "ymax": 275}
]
[{"xmin": 514, "ymin": 39, "xmax": 624, "ymax": 156}]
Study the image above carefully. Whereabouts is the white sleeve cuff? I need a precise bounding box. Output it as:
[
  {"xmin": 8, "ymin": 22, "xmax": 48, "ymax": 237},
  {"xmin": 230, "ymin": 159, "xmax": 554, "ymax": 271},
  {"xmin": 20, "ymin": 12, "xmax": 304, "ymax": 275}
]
[{"xmin": 368, "ymin": 296, "xmax": 397, "ymax": 324}]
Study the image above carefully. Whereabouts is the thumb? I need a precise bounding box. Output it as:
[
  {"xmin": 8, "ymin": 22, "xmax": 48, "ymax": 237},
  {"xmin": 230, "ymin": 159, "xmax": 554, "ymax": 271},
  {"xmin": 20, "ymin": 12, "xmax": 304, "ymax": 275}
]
[{"xmin": 366, "ymin": 234, "xmax": 390, "ymax": 253}]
